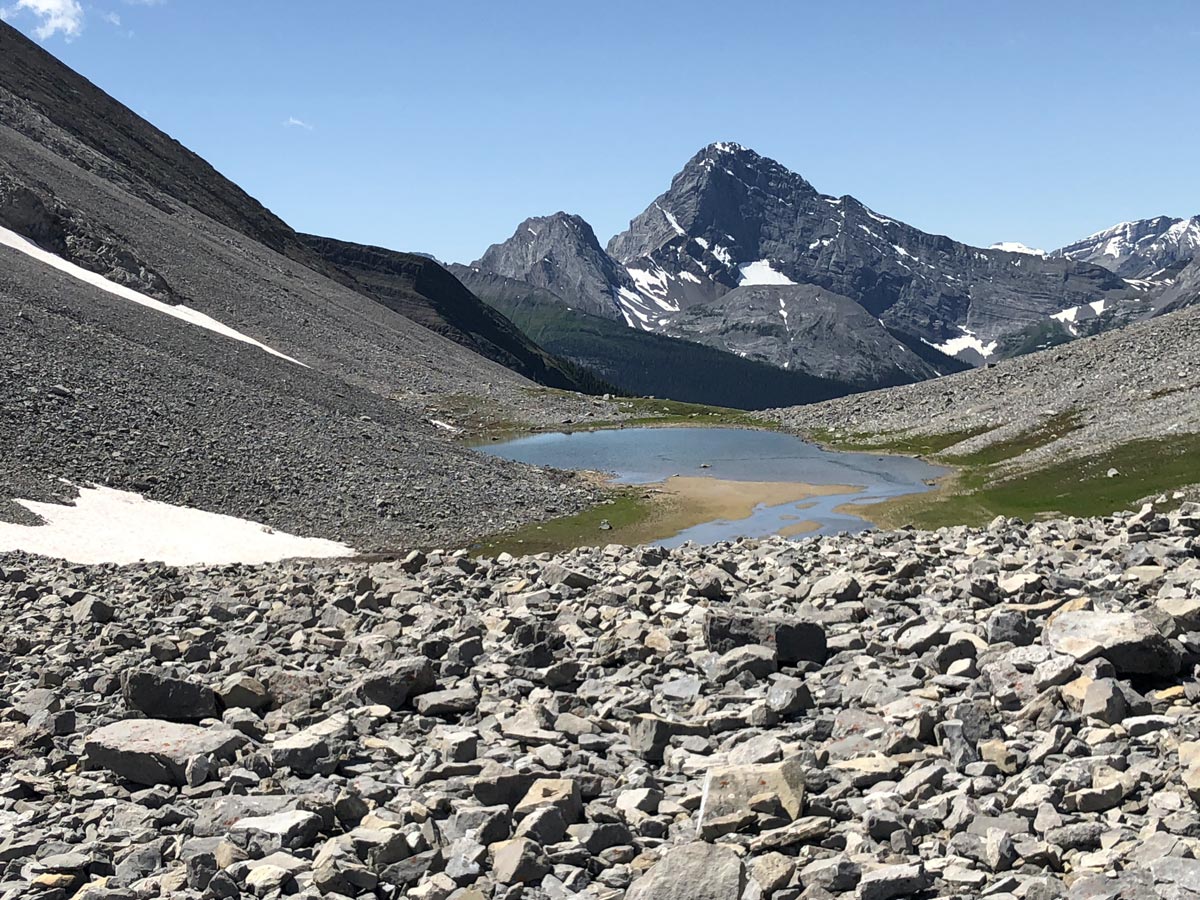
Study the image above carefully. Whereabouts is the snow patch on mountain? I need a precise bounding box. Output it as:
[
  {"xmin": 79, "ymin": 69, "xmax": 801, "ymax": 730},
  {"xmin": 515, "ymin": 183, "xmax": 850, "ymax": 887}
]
[
  {"xmin": 0, "ymin": 224, "xmax": 305, "ymax": 366},
  {"xmin": 1051, "ymin": 299, "xmax": 1109, "ymax": 335},
  {"xmin": 990, "ymin": 242, "xmax": 1046, "ymax": 256},
  {"xmin": 655, "ymin": 202, "xmax": 686, "ymax": 237},
  {"xmin": 738, "ymin": 260, "xmax": 796, "ymax": 286},
  {"xmin": 0, "ymin": 483, "xmax": 354, "ymax": 565},
  {"xmin": 925, "ymin": 327, "xmax": 998, "ymax": 362}
]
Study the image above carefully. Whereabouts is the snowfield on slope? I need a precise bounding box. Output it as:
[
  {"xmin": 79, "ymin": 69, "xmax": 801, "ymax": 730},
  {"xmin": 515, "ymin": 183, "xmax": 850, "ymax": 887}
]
[
  {"xmin": 0, "ymin": 225, "xmax": 306, "ymax": 366},
  {"xmin": 738, "ymin": 260, "xmax": 796, "ymax": 286},
  {"xmin": 924, "ymin": 326, "xmax": 998, "ymax": 362},
  {"xmin": 0, "ymin": 484, "xmax": 355, "ymax": 565}
]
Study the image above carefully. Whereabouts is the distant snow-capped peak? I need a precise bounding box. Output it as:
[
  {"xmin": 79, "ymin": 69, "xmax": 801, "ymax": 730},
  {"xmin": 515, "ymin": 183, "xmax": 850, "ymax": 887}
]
[
  {"xmin": 989, "ymin": 242, "xmax": 1046, "ymax": 256},
  {"xmin": 1051, "ymin": 215, "xmax": 1200, "ymax": 278}
]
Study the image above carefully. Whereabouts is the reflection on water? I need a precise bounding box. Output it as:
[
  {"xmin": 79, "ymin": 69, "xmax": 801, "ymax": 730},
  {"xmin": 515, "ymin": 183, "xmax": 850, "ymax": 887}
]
[{"xmin": 480, "ymin": 427, "xmax": 945, "ymax": 547}]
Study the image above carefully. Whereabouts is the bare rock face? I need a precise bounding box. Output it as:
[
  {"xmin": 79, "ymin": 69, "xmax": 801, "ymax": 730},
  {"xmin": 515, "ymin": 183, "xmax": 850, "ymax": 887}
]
[
  {"xmin": 84, "ymin": 719, "xmax": 244, "ymax": 785},
  {"xmin": 474, "ymin": 212, "xmax": 637, "ymax": 321}
]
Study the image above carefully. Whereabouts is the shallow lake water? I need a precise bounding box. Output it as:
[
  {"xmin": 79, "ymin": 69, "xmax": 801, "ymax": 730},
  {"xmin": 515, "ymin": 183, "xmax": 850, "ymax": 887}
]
[{"xmin": 479, "ymin": 427, "xmax": 946, "ymax": 546}]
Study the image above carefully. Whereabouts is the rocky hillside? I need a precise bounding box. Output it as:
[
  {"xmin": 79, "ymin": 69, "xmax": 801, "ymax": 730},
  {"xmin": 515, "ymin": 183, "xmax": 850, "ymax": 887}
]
[
  {"xmin": 1156, "ymin": 258, "xmax": 1200, "ymax": 317},
  {"xmin": 451, "ymin": 266, "xmax": 856, "ymax": 409},
  {"xmin": 766, "ymin": 303, "xmax": 1200, "ymax": 494},
  {"xmin": 1051, "ymin": 216, "xmax": 1200, "ymax": 280},
  {"xmin": 0, "ymin": 21, "xmax": 626, "ymax": 551},
  {"xmin": 303, "ymin": 235, "xmax": 610, "ymax": 394},
  {"xmin": 4, "ymin": 500, "xmax": 1200, "ymax": 899}
]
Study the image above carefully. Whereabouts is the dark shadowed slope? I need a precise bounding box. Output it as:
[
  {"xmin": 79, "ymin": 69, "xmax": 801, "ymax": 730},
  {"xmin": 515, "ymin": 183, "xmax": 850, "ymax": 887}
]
[{"xmin": 303, "ymin": 234, "xmax": 612, "ymax": 394}]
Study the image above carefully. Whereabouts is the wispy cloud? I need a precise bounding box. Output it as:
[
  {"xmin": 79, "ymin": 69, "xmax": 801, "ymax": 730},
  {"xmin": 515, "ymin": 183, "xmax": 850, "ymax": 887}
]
[
  {"xmin": 102, "ymin": 10, "xmax": 120, "ymax": 25},
  {"xmin": 283, "ymin": 116, "xmax": 315, "ymax": 131},
  {"xmin": 3, "ymin": 0, "xmax": 85, "ymax": 40}
]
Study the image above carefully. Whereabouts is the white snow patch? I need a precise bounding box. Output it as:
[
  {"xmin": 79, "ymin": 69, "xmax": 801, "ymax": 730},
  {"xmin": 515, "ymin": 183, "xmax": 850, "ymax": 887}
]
[
  {"xmin": 624, "ymin": 266, "xmax": 679, "ymax": 312},
  {"xmin": 990, "ymin": 242, "xmax": 1045, "ymax": 256},
  {"xmin": 927, "ymin": 327, "xmax": 998, "ymax": 360},
  {"xmin": 678, "ymin": 271, "xmax": 702, "ymax": 284},
  {"xmin": 0, "ymin": 484, "xmax": 355, "ymax": 566},
  {"xmin": 737, "ymin": 260, "xmax": 796, "ymax": 286},
  {"xmin": 864, "ymin": 208, "xmax": 897, "ymax": 227},
  {"xmin": 711, "ymin": 245, "xmax": 735, "ymax": 268},
  {"xmin": 1051, "ymin": 298, "xmax": 1107, "ymax": 332},
  {"xmin": 693, "ymin": 236, "xmax": 709, "ymax": 250},
  {"xmin": 655, "ymin": 202, "xmax": 686, "ymax": 236},
  {"xmin": 0, "ymin": 225, "xmax": 306, "ymax": 366},
  {"xmin": 429, "ymin": 419, "xmax": 462, "ymax": 434},
  {"xmin": 627, "ymin": 265, "xmax": 667, "ymax": 297}
]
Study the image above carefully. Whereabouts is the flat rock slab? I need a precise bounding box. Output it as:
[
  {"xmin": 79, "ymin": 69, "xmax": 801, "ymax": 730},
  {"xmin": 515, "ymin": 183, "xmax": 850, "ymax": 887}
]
[
  {"xmin": 1045, "ymin": 611, "xmax": 1181, "ymax": 675},
  {"xmin": 85, "ymin": 719, "xmax": 244, "ymax": 786},
  {"xmin": 626, "ymin": 842, "xmax": 746, "ymax": 900}
]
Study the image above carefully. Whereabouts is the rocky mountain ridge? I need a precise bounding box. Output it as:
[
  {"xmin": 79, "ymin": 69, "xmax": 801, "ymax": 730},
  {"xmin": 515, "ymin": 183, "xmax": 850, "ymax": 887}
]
[
  {"xmin": 450, "ymin": 266, "xmax": 858, "ymax": 409},
  {"xmin": 1051, "ymin": 216, "xmax": 1200, "ymax": 281},
  {"xmin": 474, "ymin": 143, "xmax": 1144, "ymax": 374},
  {"xmin": 302, "ymin": 234, "xmax": 609, "ymax": 394},
  {"xmin": 474, "ymin": 214, "xmax": 642, "ymax": 322},
  {"xmin": 661, "ymin": 284, "xmax": 954, "ymax": 386}
]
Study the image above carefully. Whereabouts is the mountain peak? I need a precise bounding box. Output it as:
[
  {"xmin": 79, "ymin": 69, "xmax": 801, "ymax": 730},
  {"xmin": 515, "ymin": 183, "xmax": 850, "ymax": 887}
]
[
  {"xmin": 512, "ymin": 211, "xmax": 603, "ymax": 247},
  {"xmin": 473, "ymin": 211, "xmax": 631, "ymax": 321},
  {"xmin": 607, "ymin": 144, "xmax": 817, "ymax": 267}
]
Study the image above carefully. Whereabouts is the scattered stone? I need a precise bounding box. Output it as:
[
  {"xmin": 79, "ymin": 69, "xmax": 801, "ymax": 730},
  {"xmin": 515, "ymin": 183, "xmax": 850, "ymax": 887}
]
[{"xmin": 5, "ymin": 505, "xmax": 1200, "ymax": 899}]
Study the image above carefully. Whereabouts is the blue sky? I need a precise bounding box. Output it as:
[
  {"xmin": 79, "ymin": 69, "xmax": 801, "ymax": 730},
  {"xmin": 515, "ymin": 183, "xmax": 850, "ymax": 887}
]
[{"xmin": 5, "ymin": 1, "xmax": 1199, "ymax": 262}]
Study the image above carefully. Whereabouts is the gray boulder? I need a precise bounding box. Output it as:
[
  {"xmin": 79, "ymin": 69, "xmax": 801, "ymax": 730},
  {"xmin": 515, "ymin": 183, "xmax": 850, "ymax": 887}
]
[
  {"xmin": 1045, "ymin": 611, "xmax": 1181, "ymax": 675},
  {"xmin": 122, "ymin": 670, "xmax": 219, "ymax": 721},
  {"xmin": 626, "ymin": 842, "xmax": 746, "ymax": 900},
  {"xmin": 85, "ymin": 719, "xmax": 243, "ymax": 786}
]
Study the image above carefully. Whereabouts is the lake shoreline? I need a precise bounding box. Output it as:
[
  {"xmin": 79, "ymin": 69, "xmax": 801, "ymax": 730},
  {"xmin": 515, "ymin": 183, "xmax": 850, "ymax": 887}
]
[
  {"xmin": 474, "ymin": 426, "xmax": 945, "ymax": 553},
  {"xmin": 477, "ymin": 473, "xmax": 862, "ymax": 555}
]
